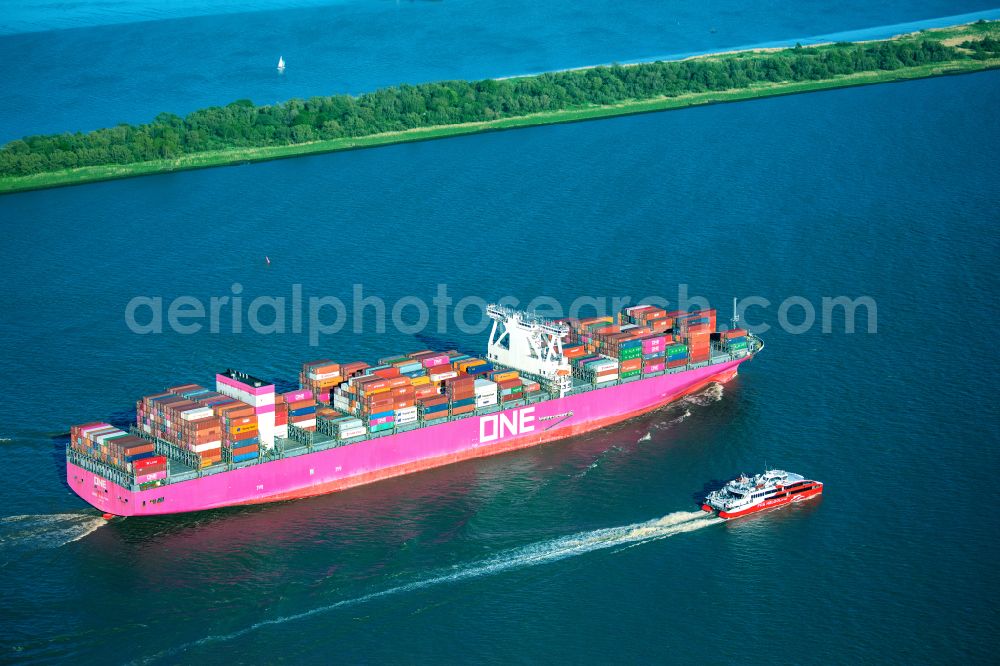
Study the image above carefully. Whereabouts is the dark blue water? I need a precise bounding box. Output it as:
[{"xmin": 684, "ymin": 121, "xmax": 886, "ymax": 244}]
[
  {"xmin": 3, "ymin": 0, "xmax": 1000, "ymax": 141},
  {"xmin": 2, "ymin": 2, "xmax": 999, "ymax": 663}
]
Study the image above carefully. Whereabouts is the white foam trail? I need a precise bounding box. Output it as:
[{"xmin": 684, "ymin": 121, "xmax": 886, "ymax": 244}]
[
  {"xmin": 682, "ymin": 383, "xmax": 724, "ymax": 407},
  {"xmin": 670, "ymin": 409, "xmax": 692, "ymax": 424},
  {"xmin": 0, "ymin": 513, "xmax": 107, "ymax": 551},
  {"xmin": 637, "ymin": 432, "xmax": 652, "ymax": 442},
  {"xmin": 0, "ymin": 437, "xmax": 11, "ymax": 442},
  {"xmin": 139, "ymin": 510, "xmax": 720, "ymax": 662}
]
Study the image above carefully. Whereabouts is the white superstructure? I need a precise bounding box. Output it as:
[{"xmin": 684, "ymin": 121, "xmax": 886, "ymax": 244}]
[{"xmin": 485, "ymin": 304, "xmax": 573, "ymax": 396}]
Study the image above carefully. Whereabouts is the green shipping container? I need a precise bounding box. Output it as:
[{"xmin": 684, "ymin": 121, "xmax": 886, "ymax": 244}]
[
  {"xmin": 370, "ymin": 422, "xmax": 394, "ymax": 433},
  {"xmin": 621, "ymin": 370, "xmax": 641, "ymax": 378}
]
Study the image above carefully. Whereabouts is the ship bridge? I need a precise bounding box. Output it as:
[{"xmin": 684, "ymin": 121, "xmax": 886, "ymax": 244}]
[{"xmin": 485, "ymin": 304, "xmax": 574, "ymax": 396}]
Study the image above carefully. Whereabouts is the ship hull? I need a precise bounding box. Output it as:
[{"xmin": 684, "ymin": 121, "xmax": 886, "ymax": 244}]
[
  {"xmin": 68, "ymin": 357, "xmax": 749, "ymax": 516},
  {"xmin": 704, "ymin": 485, "xmax": 824, "ymax": 519}
]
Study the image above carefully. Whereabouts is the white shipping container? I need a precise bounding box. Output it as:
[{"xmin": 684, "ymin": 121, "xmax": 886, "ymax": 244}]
[
  {"xmin": 274, "ymin": 424, "xmax": 289, "ymax": 438},
  {"xmin": 336, "ymin": 419, "xmax": 363, "ymax": 430},
  {"xmin": 292, "ymin": 418, "xmax": 317, "ymax": 429},
  {"xmin": 181, "ymin": 407, "xmax": 214, "ymax": 421},
  {"xmin": 475, "ymin": 395, "xmax": 499, "ymax": 407},
  {"xmin": 474, "ymin": 378, "xmax": 498, "ymax": 396},
  {"xmin": 429, "ymin": 370, "xmax": 458, "ymax": 382},
  {"xmin": 594, "ymin": 374, "xmax": 619, "ymax": 384},
  {"xmin": 339, "ymin": 427, "xmax": 367, "ymax": 439},
  {"xmin": 192, "ymin": 441, "xmax": 222, "ymax": 453},
  {"xmin": 394, "ymin": 406, "xmax": 418, "ymax": 419},
  {"xmin": 95, "ymin": 431, "xmax": 126, "ymax": 444},
  {"xmin": 396, "ymin": 413, "xmax": 418, "ymax": 425},
  {"xmin": 308, "ymin": 371, "xmax": 341, "ymax": 381}
]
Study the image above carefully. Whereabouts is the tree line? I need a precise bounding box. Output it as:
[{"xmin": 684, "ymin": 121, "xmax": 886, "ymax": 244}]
[
  {"xmin": 959, "ymin": 37, "xmax": 1000, "ymax": 59},
  {"xmin": 0, "ymin": 39, "xmax": 965, "ymax": 177}
]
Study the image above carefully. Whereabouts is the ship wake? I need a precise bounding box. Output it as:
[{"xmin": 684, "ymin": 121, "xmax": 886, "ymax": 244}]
[
  {"xmin": 682, "ymin": 382, "xmax": 724, "ymax": 407},
  {"xmin": 141, "ymin": 510, "xmax": 721, "ymax": 661},
  {"xmin": 0, "ymin": 513, "xmax": 107, "ymax": 551}
]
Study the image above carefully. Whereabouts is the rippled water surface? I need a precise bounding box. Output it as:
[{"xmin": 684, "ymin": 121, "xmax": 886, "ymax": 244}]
[{"xmin": 1, "ymin": 1, "xmax": 998, "ymax": 662}]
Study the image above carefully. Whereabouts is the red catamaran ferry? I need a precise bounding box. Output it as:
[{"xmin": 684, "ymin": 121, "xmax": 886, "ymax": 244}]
[{"xmin": 702, "ymin": 470, "xmax": 823, "ymax": 519}]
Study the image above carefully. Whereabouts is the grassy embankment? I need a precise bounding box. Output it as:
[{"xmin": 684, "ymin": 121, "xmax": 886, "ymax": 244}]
[{"xmin": 2, "ymin": 21, "xmax": 997, "ymax": 195}]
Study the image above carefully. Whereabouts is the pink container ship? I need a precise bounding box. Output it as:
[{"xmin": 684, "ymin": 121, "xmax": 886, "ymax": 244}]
[{"xmin": 67, "ymin": 303, "xmax": 763, "ymax": 516}]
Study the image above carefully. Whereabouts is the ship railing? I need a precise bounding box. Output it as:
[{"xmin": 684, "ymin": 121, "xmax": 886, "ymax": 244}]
[{"xmin": 67, "ymin": 449, "xmax": 137, "ymax": 490}]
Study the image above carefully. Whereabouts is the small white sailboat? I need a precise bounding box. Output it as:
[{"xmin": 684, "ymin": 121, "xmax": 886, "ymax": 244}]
[{"xmin": 277, "ymin": 56, "xmax": 286, "ymax": 72}]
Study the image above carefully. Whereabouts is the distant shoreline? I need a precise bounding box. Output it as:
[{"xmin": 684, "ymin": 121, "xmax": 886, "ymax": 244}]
[{"xmin": 1, "ymin": 20, "xmax": 997, "ymax": 195}]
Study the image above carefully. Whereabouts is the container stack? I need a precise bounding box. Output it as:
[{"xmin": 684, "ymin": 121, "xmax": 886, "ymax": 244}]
[
  {"xmin": 136, "ymin": 386, "xmax": 225, "ymax": 468},
  {"xmin": 283, "ymin": 389, "xmax": 317, "ymax": 433},
  {"xmin": 571, "ymin": 356, "xmax": 620, "ymax": 385},
  {"xmin": 620, "ymin": 305, "xmax": 673, "ymax": 333},
  {"xmin": 616, "ymin": 339, "xmax": 643, "ymax": 379},
  {"xmin": 273, "ymin": 394, "xmax": 289, "ymax": 439},
  {"xmin": 133, "ymin": 455, "xmax": 168, "ymax": 486},
  {"xmin": 418, "ymin": 394, "xmax": 449, "ymax": 421},
  {"xmin": 474, "ymin": 378, "xmax": 498, "ymax": 408},
  {"xmin": 519, "ymin": 379, "xmax": 542, "ymax": 398},
  {"xmin": 212, "ymin": 402, "xmax": 255, "ymax": 467},
  {"xmin": 70, "ymin": 423, "xmax": 167, "ymax": 484},
  {"xmin": 721, "ymin": 328, "xmax": 749, "ymax": 354},
  {"xmin": 330, "ymin": 416, "xmax": 367, "ymax": 440},
  {"xmin": 679, "ymin": 318, "xmax": 711, "ymax": 363},
  {"xmin": 446, "ymin": 376, "xmax": 476, "ymax": 415},
  {"xmin": 666, "ymin": 343, "xmax": 689, "ymax": 368},
  {"xmin": 641, "ymin": 334, "xmax": 668, "ymax": 373},
  {"xmin": 355, "ymin": 377, "xmax": 396, "ymax": 434},
  {"xmin": 496, "ymin": 377, "xmax": 523, "ymax": 402},
  {"xmin": 299, "ymin": 360, "xmax": 342, "ymax": 403}
]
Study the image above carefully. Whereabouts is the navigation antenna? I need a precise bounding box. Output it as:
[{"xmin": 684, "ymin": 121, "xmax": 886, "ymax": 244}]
[{"xmin": 731, "ymin": 296, "xmax": 739, "ymax": 331}]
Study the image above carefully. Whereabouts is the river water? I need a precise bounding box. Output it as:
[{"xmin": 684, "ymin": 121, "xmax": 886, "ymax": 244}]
[{"xmin": 1, "ymin": 1, "xmax": 998, "ymax": 662}]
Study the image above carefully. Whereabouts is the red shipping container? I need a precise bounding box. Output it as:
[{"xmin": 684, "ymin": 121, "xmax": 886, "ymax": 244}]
[
  {"xmin": 167, "ymin": 384, "xmax": 202, "ymax": 395},
  {"xmin": 391, "ymin": 385, "xmax": 415, "ymax": 398},
  {"xmin": 133, "ymin": 455, "xmax": 167, "ymax": 469},
  {"xmin": 620, "ymin": 358, "xmax": 642, "ymax": 372},
  {"xmin": 415, "ymin": 385, "xmax": 439, "ymax": 398}
]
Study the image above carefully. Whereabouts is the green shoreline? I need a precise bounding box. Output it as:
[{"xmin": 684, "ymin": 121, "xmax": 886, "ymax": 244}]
[{"xmin": 2, "ymin": 24, "xmax": 997, "ymax": 195}]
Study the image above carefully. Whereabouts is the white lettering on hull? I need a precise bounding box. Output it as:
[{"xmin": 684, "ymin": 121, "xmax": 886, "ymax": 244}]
[{"xmin": 479, "ymin": 407, "xmax": 536, "ymax": 444}]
